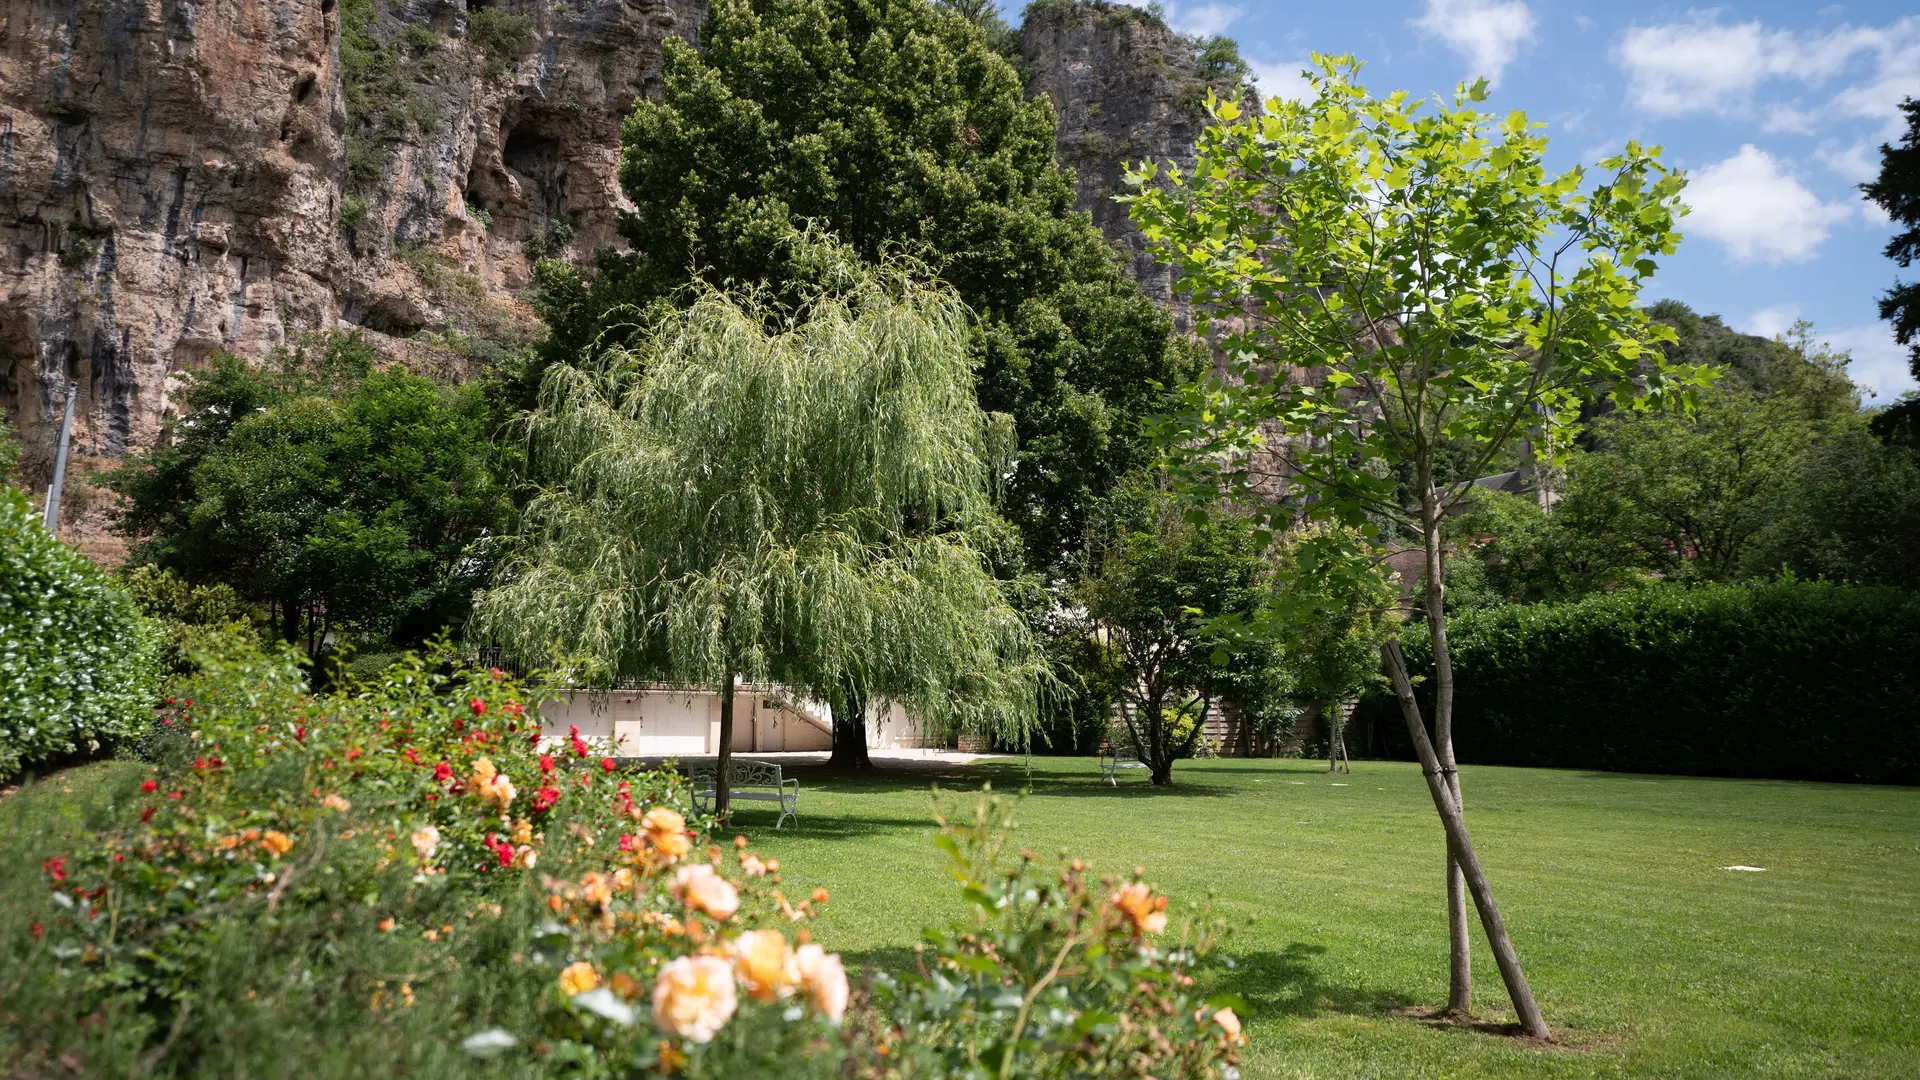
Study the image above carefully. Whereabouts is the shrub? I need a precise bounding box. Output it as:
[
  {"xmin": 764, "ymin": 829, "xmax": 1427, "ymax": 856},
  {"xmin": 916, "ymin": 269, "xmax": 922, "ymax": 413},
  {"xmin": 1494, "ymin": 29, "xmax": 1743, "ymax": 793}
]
[
  {"xmin": 0, "ymin": 487, "xmax": 160, "ymax": 780},
  {"xmin": 1356, "ymin": 580, "xmax": 1920, "ymax": 783},
  {"xmin": 4, "ymin": 636, "xmax": 1244, "ymax": 1077}
]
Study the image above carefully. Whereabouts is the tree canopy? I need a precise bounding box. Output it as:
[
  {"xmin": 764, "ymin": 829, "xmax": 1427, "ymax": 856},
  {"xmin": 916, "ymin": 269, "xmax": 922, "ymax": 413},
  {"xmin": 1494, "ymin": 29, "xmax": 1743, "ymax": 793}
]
[
  {"xmin": 1073, "ymin": 480, "xmax": 1285, "ymax": 785},
  {"xmin": 102, "ymin": 336, "xmax": 514, "ymax": 654},
  {"xmin": 1125, "ymin": 56, "xmax": 1706, "ymax": 1037},
  {"xmin": 476, "ymin": 258, "xmax": 1047, "ymax": 809},
  {"xmin": 529, "ymin": 0, "xmax": 1198, "ymax": 571}
]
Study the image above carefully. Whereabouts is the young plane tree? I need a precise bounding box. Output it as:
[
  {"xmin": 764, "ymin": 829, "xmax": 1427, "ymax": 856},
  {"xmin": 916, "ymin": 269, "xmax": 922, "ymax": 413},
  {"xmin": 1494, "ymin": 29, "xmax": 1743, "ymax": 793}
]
[
  {"xmin": 475, "ymin": 257, "xmax": 1045, "ymax": 814},
  {"xmin": 1126, "ymin": 56, "xmax": 1707, "ymax": 1036}
]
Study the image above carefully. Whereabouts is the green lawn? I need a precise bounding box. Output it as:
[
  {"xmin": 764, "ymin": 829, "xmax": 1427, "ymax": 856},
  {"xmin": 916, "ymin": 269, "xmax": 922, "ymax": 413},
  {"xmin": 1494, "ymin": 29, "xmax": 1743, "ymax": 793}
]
[
  {"xmin": 732, "ymin": 756, "xmax": 1920, "ymax": 1080},
  {"xmin": 8, "ymin": 757, "xmax": 1916, "ymax": 1078}
]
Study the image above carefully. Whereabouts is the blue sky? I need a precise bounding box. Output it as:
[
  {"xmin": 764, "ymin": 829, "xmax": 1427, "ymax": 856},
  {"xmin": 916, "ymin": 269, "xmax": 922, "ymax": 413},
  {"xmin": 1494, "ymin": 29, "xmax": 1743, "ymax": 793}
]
[{"xmin": 1009, "ymin": 2, "xmax": 1920, "ymax": 400}]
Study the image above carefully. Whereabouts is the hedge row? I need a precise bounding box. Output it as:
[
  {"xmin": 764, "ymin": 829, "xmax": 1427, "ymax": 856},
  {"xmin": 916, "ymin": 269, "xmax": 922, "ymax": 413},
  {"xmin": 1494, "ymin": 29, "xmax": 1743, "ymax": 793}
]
[
  {"xmin": 0, "ymin": 486, "xmax": 159, "ymax": 780},
  {"xmin": 1353, "ymin": 580, "xmax": 1920, "ymax": 784}
]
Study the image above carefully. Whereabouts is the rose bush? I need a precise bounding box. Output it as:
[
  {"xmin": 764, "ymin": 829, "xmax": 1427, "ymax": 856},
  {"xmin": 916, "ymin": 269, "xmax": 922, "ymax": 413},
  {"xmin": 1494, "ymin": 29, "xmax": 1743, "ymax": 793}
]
[{"xmin": 4, "ymin": 629, "xmax": 1244, "ymax": 1079}]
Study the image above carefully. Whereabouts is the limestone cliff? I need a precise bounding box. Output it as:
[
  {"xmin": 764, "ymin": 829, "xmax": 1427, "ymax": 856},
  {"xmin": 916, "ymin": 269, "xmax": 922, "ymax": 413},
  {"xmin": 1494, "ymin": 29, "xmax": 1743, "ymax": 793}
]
[
  {"xmin": 1, "ymin": 0, "xmax": 1232, "ymax": 555},
  {"xmin": 1019, "ymin": 0, "xmax": 1249, "ymax": 329},
  {"xmin": 0, "ymin": 0, "xmax": 701, "ymax": 549}
]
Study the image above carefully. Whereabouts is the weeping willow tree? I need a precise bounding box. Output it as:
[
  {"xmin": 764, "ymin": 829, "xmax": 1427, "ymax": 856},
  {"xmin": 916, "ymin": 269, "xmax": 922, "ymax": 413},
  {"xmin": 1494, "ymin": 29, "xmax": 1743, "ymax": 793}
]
[{"xmin": 474, "ymin": 260, "xmax": 1046, "ymax": 815}]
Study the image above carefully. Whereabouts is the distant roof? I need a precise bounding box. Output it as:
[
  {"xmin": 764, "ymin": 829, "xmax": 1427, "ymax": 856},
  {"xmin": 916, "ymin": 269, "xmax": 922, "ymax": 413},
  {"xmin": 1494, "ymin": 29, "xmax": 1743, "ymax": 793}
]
[{"xmin": 1471, "ymin": 470, "xmax": 1530, "ymax": 495}]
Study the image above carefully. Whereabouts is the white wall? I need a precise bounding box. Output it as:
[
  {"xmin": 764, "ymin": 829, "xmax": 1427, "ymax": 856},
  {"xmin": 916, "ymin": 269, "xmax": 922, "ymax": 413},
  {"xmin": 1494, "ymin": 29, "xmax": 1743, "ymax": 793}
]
[{"xmin": 539, "ymin": 686, "xmax": 833, "ymax": 755}]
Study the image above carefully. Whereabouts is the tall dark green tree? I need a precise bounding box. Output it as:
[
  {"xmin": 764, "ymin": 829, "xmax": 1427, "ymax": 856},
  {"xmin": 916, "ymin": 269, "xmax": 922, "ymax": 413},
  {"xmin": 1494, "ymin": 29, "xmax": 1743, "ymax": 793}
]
[
  {"xmin": 1865, "ymin": 97, "xmax": 1920, "ymax": 446},
  {"xmin": 103, "ymin": 337, "xmax": 514, "ymax": 652},
  {"xmin": 531, "ymin": 0, "xmax": 1198, "ymax": 572}
]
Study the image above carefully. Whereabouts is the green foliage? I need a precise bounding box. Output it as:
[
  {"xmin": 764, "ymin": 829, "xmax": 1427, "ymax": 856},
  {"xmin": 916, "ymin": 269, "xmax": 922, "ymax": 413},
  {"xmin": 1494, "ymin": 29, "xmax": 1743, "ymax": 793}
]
[
  {"xmin": 1863, "ymin": 97, "xmax": 1920, "ymax": 385},
  {"xmin": 524, "ymin": 219, "xmax": 575, "ymax": 260},
  {"xmin": 101, "ymin": 337, "xmax": 515, "ymax": 654},
  {"xmin": 1188, "ymin": 34, "xmax": 1251, "ymax": 85},
  {"xmin": 873, "ymin": 795, "xmax": 1244, "ymax": 1078},
  {"xmin": 0, "ymin": 418, "xmax": 19, "ymax": 483},
  {"xmin": 535, "ymin": 0, "xmax": 1199, "ymax": 571},
  {"xmin": 478, "ymin": 258, "xmax": 1047, "ymax": 748},
  {"xmin": 1072, "ymin": 481, "xmax": 1284, "ymax": 782},
  {"xmin": 339, "ymin": 0, "xmax": 440, "ymax": 189},
  {"xmin": 3, "ymin": 637, "xmax": 1238, "ymax": 1077},
  {"xmin": 1863, "ymin": 98, "xmax": 1920, "ymax": 449},
  {"xmin": 339, "ymin": 194, "xmax": 373, "ymax": 236},
  {"xmin": 58, "ymin": 234, "xmax": 95, "ymax": 269},
  {"xmin": 1269, "ymin": 527, "xmax": 1396, "ymax": 749},
  {"xmin": 1449, "ymin": 307, "xmax": 1920, "ymax": 599},
  {"xmin": 467, "ymin": 8, "xmax": 536, "ymax": 80},
  {"xmin": 1356, "ymin": 580, "xmax": 1920, "ymax": 783},
  {"xmin": 0, "ymin": 487, "xmax": 160, "ymax": 781},
  {"xmin": 1127, "ymin": 56, "xmax": 1701, "ymax": 542}
]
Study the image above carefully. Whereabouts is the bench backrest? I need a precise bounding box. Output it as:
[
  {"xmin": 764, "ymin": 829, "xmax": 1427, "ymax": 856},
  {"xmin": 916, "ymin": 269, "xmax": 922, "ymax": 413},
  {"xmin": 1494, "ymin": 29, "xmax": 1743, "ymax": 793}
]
[{"xmin": 689, "ymin": 759, "xmax": 784, "ymax": 787}]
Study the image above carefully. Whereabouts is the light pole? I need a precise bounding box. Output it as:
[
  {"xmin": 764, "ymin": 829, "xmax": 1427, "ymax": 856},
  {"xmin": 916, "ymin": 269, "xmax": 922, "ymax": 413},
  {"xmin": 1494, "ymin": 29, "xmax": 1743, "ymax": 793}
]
[{"xmin": 43, "ymin": 383, "xmax": 77, "ymax": 535}]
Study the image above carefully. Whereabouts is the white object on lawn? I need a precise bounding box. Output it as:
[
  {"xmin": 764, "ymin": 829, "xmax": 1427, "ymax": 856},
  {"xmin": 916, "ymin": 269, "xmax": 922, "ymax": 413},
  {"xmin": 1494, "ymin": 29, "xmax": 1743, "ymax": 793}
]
[{"xmin": 1722, "ymin": 865, "xmax": 1768, "ymax": 872}]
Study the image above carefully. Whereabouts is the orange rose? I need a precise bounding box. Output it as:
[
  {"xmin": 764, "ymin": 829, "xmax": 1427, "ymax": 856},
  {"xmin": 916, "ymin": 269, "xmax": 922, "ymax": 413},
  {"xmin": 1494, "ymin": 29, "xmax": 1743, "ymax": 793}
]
[
  {"xmin": 795, "ymin": 943, "xmax": 849, "ymax": 1024},
  {"xmin": 260, "ymin": 830, "xmax": 294, "ymax": 858},
  {"xmin": 1110, "ymin": 881, "xmax": 1167, "ymax": 935},
  {"xmin": 558, "ymin": 961, "xmax": 599, "ymax": 997},
  {"xmin": 671, "ymin": 864, "xmax": 739, "ymax": 920},
  {"xmin": 651, "ymin": 954, "xmax": 737, "ymax": 1043},
  {"xmin": 729, "ymin": 929, "xmax": 799, "ymax": 1001},
  {"xmin": 642, "ymin": 806, "xmax": 691, "ymax": 861}
]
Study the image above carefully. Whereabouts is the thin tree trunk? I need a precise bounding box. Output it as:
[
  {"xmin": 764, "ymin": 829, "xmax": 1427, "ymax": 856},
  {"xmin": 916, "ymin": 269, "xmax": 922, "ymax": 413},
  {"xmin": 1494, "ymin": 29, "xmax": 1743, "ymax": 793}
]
[
  {"xmin": 827, "ymin": 684, "xmax": 873, "ymax": 771},
  {"xmin": 715, "ymin": 669, "xmax": 735, "ymax": 821},
  {"xmin": 1420, "ymin": 474, "xmax": 1473, "ymax": 1016},
  {"xmin": 1382, "ymin": 639, "xmax": 1550, "ymax": 1040}
]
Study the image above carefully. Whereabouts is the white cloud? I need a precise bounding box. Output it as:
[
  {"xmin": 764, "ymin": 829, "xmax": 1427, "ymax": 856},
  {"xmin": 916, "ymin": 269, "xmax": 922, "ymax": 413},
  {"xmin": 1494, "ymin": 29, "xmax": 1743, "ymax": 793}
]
[
  {"xmin": 1740, "ymin": 309, "xmax": 1917, "ymax": 399},
  {"xmin": 1249, "ymin": 58, "xmax": 1317, "ymax": 106},
  {"xmin": 1816, "ymin": 140, "xmax": 1880, "ymax": 183},
  {"xmin": 1169, "ymin": 3, "xmax": 1244, "ymax": 38},
  {"xmin": 1741, "ymin": 306, "xmax": 1801, "ymax": 341},
  {"xmin": 1685, "ymin": 145, "xmax": 1852, "ymax": 264},
  {"xmin": 1823, "ymin": 324, "xmax": 1919, "ymax": 400},
  {"xmin": 1616, "ymin": 14, "xmax": 1920, "ymax": 130},
  {"xmin": 1413, "ymin": 0, "xmax": 1538, "ymax": 88},
  {"xmin": 1107, "ymin": 1, "xmax": 1245, "ymax": 40}
]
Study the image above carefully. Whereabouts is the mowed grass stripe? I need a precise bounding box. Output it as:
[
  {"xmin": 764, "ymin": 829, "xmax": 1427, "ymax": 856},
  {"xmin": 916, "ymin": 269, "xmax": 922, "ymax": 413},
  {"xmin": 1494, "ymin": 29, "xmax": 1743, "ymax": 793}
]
[{"xmin": 740, "ymin": 757, "xmax": 1920, "ymax": 1079}]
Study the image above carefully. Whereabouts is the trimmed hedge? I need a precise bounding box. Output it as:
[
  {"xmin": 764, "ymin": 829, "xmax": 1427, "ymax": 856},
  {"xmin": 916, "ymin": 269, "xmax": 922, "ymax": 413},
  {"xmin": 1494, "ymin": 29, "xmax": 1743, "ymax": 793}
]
[
  {"xmin": 1354, "ymin": 581, "xmax": 1920, "ymax": 784},
  {"xmin": 0, "ymin": 486, "xmax": 159, "ymax": 779}
]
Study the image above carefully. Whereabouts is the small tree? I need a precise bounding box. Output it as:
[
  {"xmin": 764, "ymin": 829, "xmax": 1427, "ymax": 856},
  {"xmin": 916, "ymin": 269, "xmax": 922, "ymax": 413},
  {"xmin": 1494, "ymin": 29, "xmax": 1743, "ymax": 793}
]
[
  {"xmin": 475, "ymin": 259, "xmax": 1045, "ymax": 815},
  {"xmin": 1126, "ymin": 57, "xmax": 1707, "ymax": 1035},
  {"xmin": 1074, "ymin": 481, "xmax": 1279, "ymax": 785},
  {"xmin": 1273, "ymin": 528, "xmax": 1397, "ymax": 771}
]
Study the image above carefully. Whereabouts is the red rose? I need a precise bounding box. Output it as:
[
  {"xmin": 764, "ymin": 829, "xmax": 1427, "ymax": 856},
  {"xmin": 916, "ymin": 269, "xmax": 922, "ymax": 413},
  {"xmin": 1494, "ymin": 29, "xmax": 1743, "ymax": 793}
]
[
  {"xmin": 470, "ymin": 698, "xmax": 487, "ymax": 716},
  {"xmin": 433, "ymin": 762, "xmax": 454, "ymax": 783},
  {"xmin": 539, "ymin": 755, "xmax": 555, "ymax": 775},
  {"xmin": 42, "ymin": 857, "xmax": 65, "ymax": 883},
  {"xmin": 141, "ymin": 807, "xmax": 156, "ymax": 823},
  {"xmin": 140, "ymin": 779, "xmax": 158, "ymax": 793},
  {"xmin": 600, "ymin": 757, "xmax": 616, "ymax": 774}
]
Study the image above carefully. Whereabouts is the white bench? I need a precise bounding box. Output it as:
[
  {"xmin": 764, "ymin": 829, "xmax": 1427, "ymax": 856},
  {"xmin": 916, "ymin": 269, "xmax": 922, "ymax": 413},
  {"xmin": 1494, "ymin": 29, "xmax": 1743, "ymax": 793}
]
[
  {"xmin": 1100, "ymin": 745, "xmax": 1148, "ymax": 785},
  {"xmin": 689, "ymin": 760, "xmax": 799, "ymax": 828}
]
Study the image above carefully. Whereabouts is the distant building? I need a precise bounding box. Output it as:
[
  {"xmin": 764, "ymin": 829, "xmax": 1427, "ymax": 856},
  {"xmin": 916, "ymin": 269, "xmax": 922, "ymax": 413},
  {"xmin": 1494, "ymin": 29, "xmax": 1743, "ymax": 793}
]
[{"xmin": 538, "ymin": 684, "xmax": 941, "ymax": 757}]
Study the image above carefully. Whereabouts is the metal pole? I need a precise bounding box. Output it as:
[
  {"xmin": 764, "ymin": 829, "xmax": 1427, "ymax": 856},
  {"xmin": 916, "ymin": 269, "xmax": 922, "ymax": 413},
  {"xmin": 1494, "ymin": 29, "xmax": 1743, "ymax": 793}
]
[{"xmin": 43, "ymin": 385, "xmax": 77, "ymax": 534}]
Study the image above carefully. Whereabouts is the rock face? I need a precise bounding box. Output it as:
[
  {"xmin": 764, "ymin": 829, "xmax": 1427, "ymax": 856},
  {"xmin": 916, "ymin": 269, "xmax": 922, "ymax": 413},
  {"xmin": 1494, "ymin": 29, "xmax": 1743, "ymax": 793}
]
[
  {"xmin": 0, "ymin": 0, "xmax": 702, "ymax": 540},
  {"xmin": 1020, "ymin": 0, "xmax": 1245, "ymax": 329},
  {"xmin": 1, "ymin": 0, "xmax": 1231, "ymax": 554}
]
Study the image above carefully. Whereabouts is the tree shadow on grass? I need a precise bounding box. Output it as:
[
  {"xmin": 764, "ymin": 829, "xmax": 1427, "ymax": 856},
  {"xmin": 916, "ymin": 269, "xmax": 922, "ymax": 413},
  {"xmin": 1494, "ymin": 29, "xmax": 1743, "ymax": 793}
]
[
  {"xmin": 839, "ymin": 945, "xmax": 924, "ymax": 980},
  {"xmin": 1211, "ymin": 942, "xmax": 1415, "ymax": 1021}
]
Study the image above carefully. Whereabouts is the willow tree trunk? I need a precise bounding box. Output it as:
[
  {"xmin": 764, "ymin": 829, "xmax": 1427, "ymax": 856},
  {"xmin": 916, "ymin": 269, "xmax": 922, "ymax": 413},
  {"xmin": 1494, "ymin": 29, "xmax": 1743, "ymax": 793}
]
[
  {"xmin": 1382, "ymin": 639, "xmax": 1550, "ymax": 1039},
  {"xmin": 827, "ymin": 684, "xmax": 873, "ymax": 771},
  {"xmin": 715, "ymin": 670, "xmax": 736, "ymax": 820},
  {"xmin": 1418, "ymin": 474, "xmax": 1473, "ymax": 1017}
]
